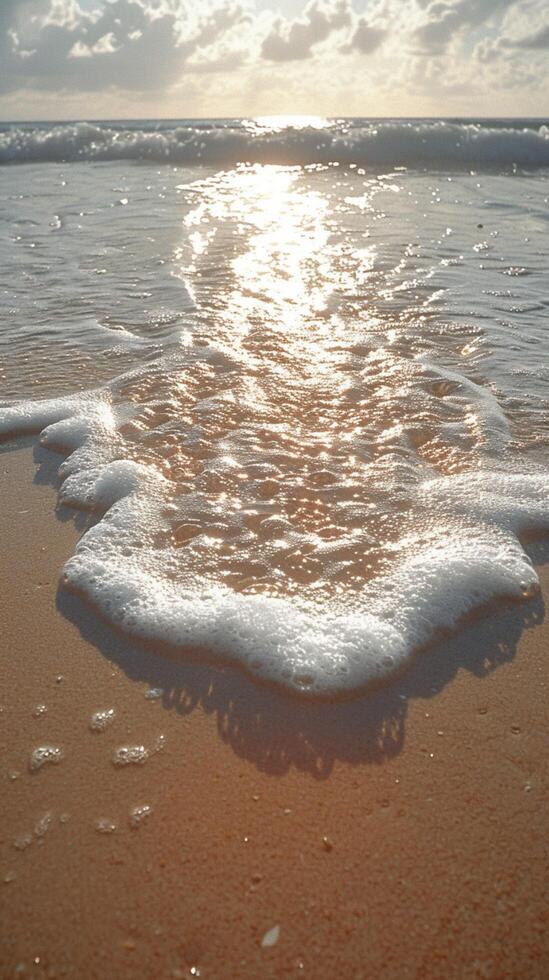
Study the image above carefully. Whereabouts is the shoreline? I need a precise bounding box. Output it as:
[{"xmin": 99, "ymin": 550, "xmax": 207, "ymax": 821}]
[{"xmin": 1, "ymin": 438, "xmax": 549, "ymax": 978}]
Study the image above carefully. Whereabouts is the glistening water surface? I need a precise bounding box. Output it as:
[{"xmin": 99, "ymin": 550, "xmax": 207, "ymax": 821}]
[{"xmin": 1, "ymin": 118, "xmax": 548, "ymax": 696}]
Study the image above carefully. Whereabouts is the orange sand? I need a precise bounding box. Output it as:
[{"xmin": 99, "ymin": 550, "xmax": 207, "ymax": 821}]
[{"xmin": 1, "ymin": 439, "xmax": 548, "ymax": 979}]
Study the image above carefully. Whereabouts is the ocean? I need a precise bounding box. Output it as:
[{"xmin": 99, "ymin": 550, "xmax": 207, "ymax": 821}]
[{"xmin": 1, "ymin": 117, "xmax": 548, "ymax": 696}]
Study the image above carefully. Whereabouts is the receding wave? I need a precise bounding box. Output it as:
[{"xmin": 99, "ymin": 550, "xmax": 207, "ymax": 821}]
[
  {"xmin": 2, "ymin": 155, "xmax": 548, "ymax": 698},
  {"xmin": 1, "ymin": 119, "xmax": 549, "ymax": 170}
]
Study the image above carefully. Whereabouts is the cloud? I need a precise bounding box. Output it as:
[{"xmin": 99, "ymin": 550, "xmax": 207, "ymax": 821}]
[
  {"xmin": 413, "ymin": 0, "xmax": 518, "ymax": 53},
  {"xmin": 344, "ymin": 17, "xmax": 386, "ymax": 54},
  {"xmin": 474, "ymin": 0, "xmax": 549, "ymax": 62},
  {"xmin": 185, "ymin": 46, "xmax": 246, "ymax": 73},
  {"xmin": 1, "ymin": 0, "xmax": 548, "ymax": 118},
  {"xmin": 501, "ymin": 22, "xmax": 549, "ymax": 49},
  {"xmin": 261, "ymin": 0, "xmax": 352, "ymax": 62},
  {"xmin": 1, "ymin": 0, "xmax": 249, "ymax": 94}
]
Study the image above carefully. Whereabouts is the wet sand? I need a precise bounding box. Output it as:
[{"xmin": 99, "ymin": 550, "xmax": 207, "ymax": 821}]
[{"xmin": 1, "ymin": 438, "xmax": 549, "ymax": 980}]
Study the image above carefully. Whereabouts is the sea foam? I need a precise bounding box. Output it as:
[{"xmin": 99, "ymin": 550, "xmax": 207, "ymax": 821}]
[{"xmin": 1, "ymin": 384, "xmax": 547, "ymax": 697}]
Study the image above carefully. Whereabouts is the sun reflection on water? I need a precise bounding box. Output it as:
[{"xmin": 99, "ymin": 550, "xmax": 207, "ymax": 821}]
[
  {"xmin": 176, "ymin": 164, "xmax": 375, "ymax": 376},
  {"xmin": 125, "ymin": 162, "xmax": 500, "ymax": 605}
]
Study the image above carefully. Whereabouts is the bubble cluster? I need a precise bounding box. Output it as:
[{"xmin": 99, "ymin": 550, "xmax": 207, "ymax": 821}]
[
  {"xmin": 112, "ymin": 736, "xmax": 164, "ymax": 766},
  {"xmin": 29, "ymin": 745, "xmax": 64, "ymax": 772},
  {"xmin": 129, "ymin": 804, "xmax": 153, "ymax": 828},
  {"xmin": 112, "ymin": 745, "xmax": 149, "ymax": 766},
  {"xmin": 89, "ymin": 708, "xmax": 116, "ymax": 732}
]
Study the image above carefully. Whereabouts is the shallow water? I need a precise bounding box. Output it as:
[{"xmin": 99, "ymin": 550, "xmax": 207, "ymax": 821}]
[{"xmin": 1, "ymin": 119, "xmax": 548, "ymax": 695}]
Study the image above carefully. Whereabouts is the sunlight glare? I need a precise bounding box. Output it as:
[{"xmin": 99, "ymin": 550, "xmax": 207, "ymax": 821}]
[{"xmin": 251, "ymin": 115, "xmax": 331, "ymax": 133}]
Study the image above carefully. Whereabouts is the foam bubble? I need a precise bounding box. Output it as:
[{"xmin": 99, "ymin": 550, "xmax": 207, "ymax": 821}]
[
  {"xmin": 112, "ymin": 745, "xmax": 149, "ymax": 766},
  {"xmin": 89, "ymin": 708, "xmax": 116, "ymax": 732},
  {"xmin": 129, "ymin": 804, "xmax": 153, "ymax": 828},
  {"xmin": 261, "ymin": 925, "xmax": 280, "ymax": 948},
  {"xmin": 34, "ymin": 812, "xmax": 54, "ymax": 839},
  {"xmin": 29, "ymin": 745, "xmax": 64, "ymax": 771},
  {"xmin": 13, "ymin": 812, "xmax": 54, "ymax": 851},
  {"xmin": 112, "ymin": 737, "xmax": 164, "ymax": 765},
  {"xmin": 95, "ymin": 818, "xmax": 117, "ymax": 834},
  {"xmin": 144, "ymin": 688, "xmax": 164, "ymax": 700}
]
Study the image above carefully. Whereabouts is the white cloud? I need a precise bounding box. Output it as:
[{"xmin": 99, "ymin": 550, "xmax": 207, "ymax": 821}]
[
  {"xmin": 505, "ymin": 23, "xmax": 549, "ymax": 47},
  {"xmin": 261, "ymin": 0, "xmax": 352, "ymax": 61},
  {"xmin": 0, "ymin": 1, "xmax": 547, "ymax": 118},
  {"xmin": 473, "ymin": 0, "xmax": 549, "ymax": 75},
  {"xmin": 413, "ymin": 0, "xmax": 518, "ymax": 53},
  {"xmin": 1, "ymin": 0, "xmax": 250, "ymax": 93},
  {"xmin": 69, "ymin": 31, "xmax": 119, "ymax": 57}
]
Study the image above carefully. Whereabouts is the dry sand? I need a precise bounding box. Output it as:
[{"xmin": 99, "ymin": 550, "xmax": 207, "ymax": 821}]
[{"xmin": 1, "ymin": 438, "xmax": 549, "ymax": 980}]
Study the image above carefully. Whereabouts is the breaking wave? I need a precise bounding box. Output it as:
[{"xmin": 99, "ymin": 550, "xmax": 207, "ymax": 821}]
[{"xmin": 1, "ymin": 118, "xmax": 549, "ymax": 170}]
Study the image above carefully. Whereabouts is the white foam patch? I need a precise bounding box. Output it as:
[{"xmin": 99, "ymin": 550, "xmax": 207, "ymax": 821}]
[
  {"xmin": 0, "ymin": 397, "xmax": 77, "ymax": 439},
  {"xmin": 2, "ymin": 390, "xmax": 547, "ymax": 698},
  {"xmin": 60, "ymin": 459, "xmax": 168, "ymax": 511},
  {"xmin": 61, "ymin": 522, "xmax": 541, "ymax": 696}
]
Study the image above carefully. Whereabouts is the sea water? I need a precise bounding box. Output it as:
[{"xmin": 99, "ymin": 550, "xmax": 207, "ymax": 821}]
[{"xmin": 1, "ymin": 117, "xmax": 548, "ymax": 696}]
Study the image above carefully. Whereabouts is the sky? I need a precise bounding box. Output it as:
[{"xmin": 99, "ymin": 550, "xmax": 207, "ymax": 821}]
[{"xmin": 1, "ymin": 0, "xmax": 548, "ymax": 120}]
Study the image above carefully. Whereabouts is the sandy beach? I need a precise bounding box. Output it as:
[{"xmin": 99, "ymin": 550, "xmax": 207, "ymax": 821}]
[
  {"xmin": 1, "ymin": 437, "xmax": 548, "ymax": 979},
  {"xmin": 2, "ymin": 15, "xmax": 549, "ymax": 978}
]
